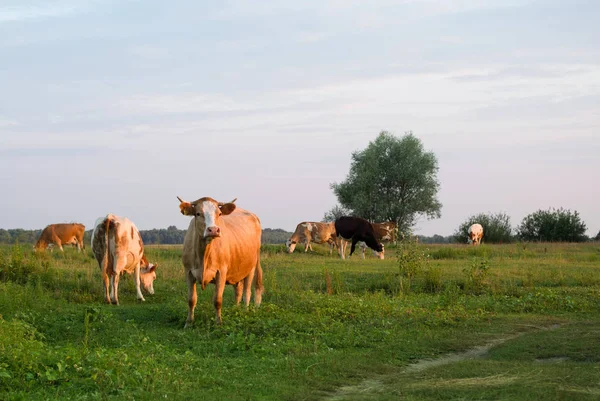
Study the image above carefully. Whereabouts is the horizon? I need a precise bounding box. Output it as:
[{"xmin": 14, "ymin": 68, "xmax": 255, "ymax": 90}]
[{"xmin": 1, "ymin": 1, "xmax": 598, "ymax": 237}]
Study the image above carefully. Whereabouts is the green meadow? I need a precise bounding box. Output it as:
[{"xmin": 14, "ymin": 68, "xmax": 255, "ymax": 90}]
[{"xmin": 1, "ymin": 242, "xmax": 599, "ymax": 400}]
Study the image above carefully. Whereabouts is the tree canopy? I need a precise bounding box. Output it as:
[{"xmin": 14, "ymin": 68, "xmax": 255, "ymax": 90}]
[
  {"xmin": 330, "ymin": 131, "xmax": 441, "ymax": 231},
  {"xmin": 517, "ymin": 208, "xmax": 587, "ymax": 242},
  {"xmin": 322, "ymin": 204, "xmax": 351, "ymax": 223},
  {"xmin": 453, "ymin": 212, "xmax": 513, "ymax": 244}
]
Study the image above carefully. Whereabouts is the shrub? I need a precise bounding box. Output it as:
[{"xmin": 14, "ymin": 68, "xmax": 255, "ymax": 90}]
[
  {"xmin": 462, "ymin": 258, "xmax": 490, "ymax": 293},
  {"xmin": 396, "ymin": 234, "xmax": 428, "ymax": 293},
  {"xmin": 0, "ymin": 245, "xmax": 39, "ymax": 285},
  {"xmin": 517, "ymin": 208, "xmax": 587, "ymax": 242}
]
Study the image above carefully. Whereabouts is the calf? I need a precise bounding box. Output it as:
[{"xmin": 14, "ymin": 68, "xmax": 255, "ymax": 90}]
[{"xmin": 334, "ymin": 216, "xmax": 384, "ymax": 260}]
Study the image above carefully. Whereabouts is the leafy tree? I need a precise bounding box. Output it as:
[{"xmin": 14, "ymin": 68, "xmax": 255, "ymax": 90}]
[
  {"xmin": 517, "ymin": 208, "xmax": 587, "ymax": 242},
  {"xmin": 322, "ymin": 204, "xmax": 351, "ymax": 222},
  {"xmin": 331, "ymin": 131, "xmax": 441, "ymax": 232},
  {"xmin": 454, "ymin": 212, "xmax": 513, "ymax": 244},
  {"xmin": 595, "ymin": 230, "xmax": 600, "ymax": 242}
]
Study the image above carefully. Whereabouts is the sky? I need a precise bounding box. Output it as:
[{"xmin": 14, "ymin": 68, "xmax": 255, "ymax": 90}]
[{"xmin": 0, "ymin": 0, "xmax": 598, "ymax": 237}]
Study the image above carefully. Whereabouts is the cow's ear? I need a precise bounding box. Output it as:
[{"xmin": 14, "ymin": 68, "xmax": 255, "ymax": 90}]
[
  {"xmin": 177, "ymin": 197, "xmax": 195, "ymax": 216},
  {"xmin": 220, "ymin": 203, "xmax": 236, "ymax": 215}
]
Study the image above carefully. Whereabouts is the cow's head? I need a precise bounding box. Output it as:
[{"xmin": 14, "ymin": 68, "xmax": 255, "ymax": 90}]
[
  {"xmin": 177, "ymin": 196, "xmax": 237, "ymax": 241},
  {"xmin": 377, "ymin": 245, "xmax": 385, "ymax": 260},
  {"xmin": 140, "ymin": 255, "xmax": 157, "ymax": 294},
  {"xmin": 34, "ymin": 239, "xmax": 46, "ymax": 250},
  {"xmin": 286, "ymin": 239, "xmax": 297, "ymax": 253}
]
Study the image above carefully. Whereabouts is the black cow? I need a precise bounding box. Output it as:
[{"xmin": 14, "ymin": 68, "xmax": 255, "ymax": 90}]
[{"xmin": 334, "ymin": 216, "xmax": 384, "ymax": 260}]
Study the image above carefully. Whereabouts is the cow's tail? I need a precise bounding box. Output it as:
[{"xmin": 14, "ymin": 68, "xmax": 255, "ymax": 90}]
[
  {"xmin": 104, "ymin": 215, "xmax": 116, "ymax": 276},
  {"xmin": 254, "ymin": 252, "xmax": 264, "ymax": 305}
]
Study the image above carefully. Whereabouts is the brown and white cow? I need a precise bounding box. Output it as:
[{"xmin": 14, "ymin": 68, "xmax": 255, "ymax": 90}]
[
  {"xmin": 91, "ymin": 215, "xmax": 157, "ymax": 305},
  {"xmin": 468, "ymin": 223, "xmax": 484, "ymax": 246},
  {"xmin": 359, "ymin": 221, "xmax": 397, "ymax": 259},
  {"xmin": 286, "ymin": 221, "xmax": 337, "ymax": 255},
  {"xmin": 335, "ymin": 216, "xmax": 384, "ymax": 260},
  {"xmin": 178, "ymin": 196, "xmax": 263, "ymax": 326},
  {"xmin": 34, "ymin": 223, "xmax": 85, "ymax": 252}
]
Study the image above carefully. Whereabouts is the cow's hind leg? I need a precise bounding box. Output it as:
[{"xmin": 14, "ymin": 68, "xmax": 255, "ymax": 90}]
[
  {"xmin": 185, "ymin": 270, "xmax": 197, "ymax": 328},
  {"xmin": 242, "ymin": 267, "xmax": 256, "ymax": 307},
  {"xmin": 110, "ymin": 274, "xmax": 120, "ymax": 305},
  {"xmin": 102, "ymin": 271, "xmax": 111, "ymax": 304},
  {"xmin": 234, "ymin": 282, "xmax": 243, "ymax": 305}
]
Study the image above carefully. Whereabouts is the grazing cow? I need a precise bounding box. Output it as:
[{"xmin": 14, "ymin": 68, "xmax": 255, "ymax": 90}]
[
  {"xmin": 34, "ymin": 223, "xmax": 85, "ymax": 252},
  {"xmin": 359, "ymin": 221, "xmax": 398, "ymax": 259},
  {"xmin": 177, "ymin": 196, "xmax": 263, "ymax": 326},
  {"xmin": 334, "ymin": 216, "xmax": 384, "ymax": 260},
  {"xmin": 468, "ymin": 223, "xmax": 484, "ymax": 246},
  {"xmin": 286, "ymin": 221, "xmax": 337, "ymax": 255},
  {"xmin": 91, "ymin": 215, "xmax": 157, "ymax": 305}
]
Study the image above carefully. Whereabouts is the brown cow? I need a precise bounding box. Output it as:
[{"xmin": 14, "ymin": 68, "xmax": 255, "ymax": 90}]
[
  {"xmin": 91, "ymin": 215, "xmax": 157, "ymax": 305},
  {"xmin": 335, "ymin": 216, "xmax": 384, "ymax": 260},
  {"xmin": 178, "ymin": 196, "xmax": 263, "ymax": 326},
  {"xmin": 468, "ymin": 223, "xmax": 484, "ymax": 246},
  {"xmin": 34, "ymin": 223, "xmax": 85, "ymax": 252},
  {"xmin": 359, "ymin": 221, "xmax": 397, "ymax": 259},
  {"xmin": 286, "ymin": 221, "xmax": 337, "ymax": 255}
]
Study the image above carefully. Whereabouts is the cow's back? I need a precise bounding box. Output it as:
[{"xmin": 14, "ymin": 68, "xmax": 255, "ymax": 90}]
[
  {"xmin": 312, "ymin": 222, "xmax": 336, "ymax": 242},
  {"xmin": 335, "ymin": 216, "xmax": 374, "ymax": 239}
]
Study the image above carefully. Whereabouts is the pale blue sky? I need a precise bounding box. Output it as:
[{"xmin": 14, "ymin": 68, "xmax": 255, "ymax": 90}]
[{"xmin": 1, "ymin": 0, "xmax": 598, "ymax": 236}]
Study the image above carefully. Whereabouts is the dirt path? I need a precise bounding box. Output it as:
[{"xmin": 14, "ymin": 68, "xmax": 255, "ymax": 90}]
[{"xmin": 324, "ymin": 324, "xmax": 562, "ymax": 401}]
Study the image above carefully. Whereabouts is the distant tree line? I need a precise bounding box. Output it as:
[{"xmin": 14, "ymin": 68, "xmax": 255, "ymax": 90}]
[
  {"xmin": 0, "ymin": 207, "xmax": 594, "ymax": 245},
  {"xmin": 0, "ymin": 229, "xmax": 42, "ymax": 244},
  {"xmin": 0, "ymin": 226, "xmax": 293, "ymax": 245}
]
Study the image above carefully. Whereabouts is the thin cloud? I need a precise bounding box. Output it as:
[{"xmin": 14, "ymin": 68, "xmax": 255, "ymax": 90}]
[{"xmin": 0, "ymin": 2, "xmax": 83, "ymax": 22}]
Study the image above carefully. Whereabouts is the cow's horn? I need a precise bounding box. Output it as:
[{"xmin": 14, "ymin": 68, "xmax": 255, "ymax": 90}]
[
  {"xmin": 218, "ymin": 198, "xmax": 237, "ymax": 206},
  {"xmin": 177, "ymin": 196, "xmax": 184, "ymax": 203}
]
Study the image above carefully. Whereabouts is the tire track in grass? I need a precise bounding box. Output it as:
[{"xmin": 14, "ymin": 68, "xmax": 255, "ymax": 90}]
[{"xmin": 323, "ymin": 324, "xmax": 562, "ymax": 401}]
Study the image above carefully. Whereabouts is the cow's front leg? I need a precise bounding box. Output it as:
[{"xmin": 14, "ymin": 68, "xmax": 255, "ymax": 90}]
[
  {"xmin": 349, "ymin": 238, "xmax": 359, "ymax": 257},
  {"xmin": 134, "ymin": 264, "xmax": 145, "ymax": 301},
  {"xmin": 213, "ymin": 270, "xmax": 226, "ymax": 325},
  {"xmin": 185, "ymin": 270, "xmax": 197, "ymax": 328},
  {"xmin": 304, "ymin": 240, "xmax": 310, "ymax": 252}
]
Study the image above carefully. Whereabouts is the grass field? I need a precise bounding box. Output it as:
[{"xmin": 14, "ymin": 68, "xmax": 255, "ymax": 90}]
[{"xmin": 0, "ymin": 242, "xmax": 599, "ymax": 400}]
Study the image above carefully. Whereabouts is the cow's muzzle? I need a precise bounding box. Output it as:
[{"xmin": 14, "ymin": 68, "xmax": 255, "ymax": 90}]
[{"xmin": 204, "ymin": 226, "xmax": 221, "ymax": 238}]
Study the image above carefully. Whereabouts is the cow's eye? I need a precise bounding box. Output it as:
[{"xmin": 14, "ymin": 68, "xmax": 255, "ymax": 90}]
[{"xmin": 196, "ymin": 212, "xmax": 201, "ymax": 216}]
